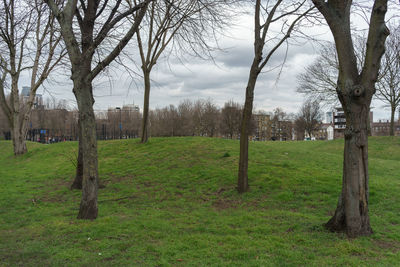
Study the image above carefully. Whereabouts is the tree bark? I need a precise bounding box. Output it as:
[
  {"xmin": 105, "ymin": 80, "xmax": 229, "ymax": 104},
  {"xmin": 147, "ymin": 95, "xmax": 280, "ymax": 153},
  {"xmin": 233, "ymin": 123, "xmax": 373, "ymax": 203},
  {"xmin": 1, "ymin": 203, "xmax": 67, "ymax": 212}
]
[
  {"xmin": 312, "ymin": 0, "xmax": 389, "ymax": 238},
  {"xmin": 11, "ymin": 122, "xmax": 27, "ymax": 156},
  {"xmin": 238, "ymin": 60, "xmax": 259, "ymax": 193},
  {"xmin": 74, "ymin": 80, "xmax": 98, "ymax": 220},
  {"xmin": 141, "ymin": 70, "xmax": 151, "ymax": 143},
  {"xmin": 10, "ymin": 81, "xmax": 27, "ymax": 155},
  {"xmin": 325, "ymin": 98, "xmax": 372, "ymax": 237},
  {"xmin": 71, "ymin": 119, "xmax": 83, "ymax": 190},
  {"xmin": 390, "ymin": 105, "xmax": 395, "ymax": 136}
]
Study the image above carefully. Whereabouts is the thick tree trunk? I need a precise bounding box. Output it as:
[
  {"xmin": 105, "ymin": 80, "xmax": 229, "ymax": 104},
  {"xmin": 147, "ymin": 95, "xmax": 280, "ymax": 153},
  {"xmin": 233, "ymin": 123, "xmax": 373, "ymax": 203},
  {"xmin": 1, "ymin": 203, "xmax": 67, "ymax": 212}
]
[
  {"xmin": 141, "ymin": 70, "xmax": 151, "ymax": 143},
  {"xmin": 11, "ymin": 108, "xmax": 27, "ymax": 156},
  {"xmin": 71, "ymin": 119, "xmax": 83, "ymax": 190},
  {"xmin": 390, "ymin": 105, "xmax": 395, "ymax": 136},
  {"xmin": 74, "ymin": 81, "xmax": 99, "ymax": 220},
  {"xmin": 312, "ymin": 0, "xmax": 388, "ymax": 238},
  {"xmin": 307, "ymin": 129, "xmax": 312, "ymax": 140},
  {"xmin": 238, "ymin": 62, "xmax": 259, "ymax": 193},
  {"xmin": 10, "ymin": 77, "xmax": 27, "ymax": 156},
  {"xmin": 12, "ymin": 123, "xmax": 27, "ymax": 156},
  {"xmin": 325, "ymin": 101, "xmax": 372, "ymax": 237}
]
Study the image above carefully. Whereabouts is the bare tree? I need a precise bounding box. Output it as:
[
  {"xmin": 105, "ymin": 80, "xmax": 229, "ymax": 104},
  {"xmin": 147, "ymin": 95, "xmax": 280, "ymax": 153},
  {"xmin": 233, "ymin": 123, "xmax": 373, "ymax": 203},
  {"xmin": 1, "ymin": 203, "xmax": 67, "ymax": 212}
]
[
  {"xmin": 45, "ymin": 0, "xmax": 150, "ymax": 219},
  {"xmin": 0, "ymin": 93, "xmax": 9, "ymax": 139},
  {"xmin": 297, "ymin": 99, "xmax": 322, "ymax": 139},
  {"xmin": 135, "ymin": 0, "xmax": 233, "ymax": 143},
  {"xmin": 238, "ymin": 0, "xmax": 314, "ymax": 193},
  {"xmin": 294, "ymin": 116, "xmax": 306, "ymax": 141},
  {"xmin": 312, "ymin": 0, "xmax": 389, "ymax": 237},
  {"xmin": 177, "ymin": 99, "xmax": 194, "ymax": 136},
  {"xmin": 121, "ymin": 106, "xmax": 141, "ymax": 138},
  {"xmin": 0, "ymin": 0, "xmax": 64, "ymax": 155},
  {"xmin": 376, "ymin": 23, "xmax": 400, "ymax": 136},
  {"xmin": 270, "ymin": 107, "xmax": 293, "ymax": 141},
  {"xmin": 221, "ymin": 100, "xmax": 242, "ymax": 139},
  {"xmin": 296, "ymin": 43, "xmax": 339, "ymax": 105},
  {"xmin": 149, "ymin": 104, "xmax": 180, "ymax": 137},
  {"xmin": 192, "ymin": 98, "xmax": 219, "ymax": 137},
  {"xmin": 297, "ymin": 35, "xmax": 367, "ymax": 106}
]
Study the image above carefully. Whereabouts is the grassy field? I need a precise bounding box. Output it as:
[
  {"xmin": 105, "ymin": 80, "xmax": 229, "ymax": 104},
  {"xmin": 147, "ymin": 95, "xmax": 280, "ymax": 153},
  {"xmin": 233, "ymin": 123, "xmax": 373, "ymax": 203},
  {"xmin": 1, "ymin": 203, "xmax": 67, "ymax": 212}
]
[{"xmin": 0, "ymin": 137, "xmax": 400, "ymax": 266}]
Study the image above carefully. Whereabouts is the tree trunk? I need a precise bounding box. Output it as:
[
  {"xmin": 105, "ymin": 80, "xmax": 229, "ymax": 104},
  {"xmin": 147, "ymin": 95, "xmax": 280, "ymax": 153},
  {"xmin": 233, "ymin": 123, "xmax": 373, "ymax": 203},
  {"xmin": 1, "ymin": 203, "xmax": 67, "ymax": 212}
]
[
  {"xmin": 311, "ymin": 0, "xmax": 389, "ymax": 238},
  {"xmin": 74, "ymin": 81, "xmax": 99, "ymax": 220},
  {"xmin": 238, "ymin": 62, "xmax": 259, "ymax": 193},
  {"xmin": 11, "ymin": 122, "xmax": 27, "ymax": 156},
  {"xmin": 325, "ymin": 100, "xmax": 372, "ymax": 237},
  {"xmin": 307, "ymin": 129, "xmax": 312, "ymax": 140},
  {"xmin": 390, "ymin": 105, "xmax": 395, "ymax": 136},
  {"xmin": 10, "ymin": 77, "xmax": 27, "ymax": 156},
  {"xmin": 71, "ymin": 119, "xmax": 83, "ymax": 190},
  {"xmin": 141, "ymin": 70, "xmax": 151, "ymax": 143}
]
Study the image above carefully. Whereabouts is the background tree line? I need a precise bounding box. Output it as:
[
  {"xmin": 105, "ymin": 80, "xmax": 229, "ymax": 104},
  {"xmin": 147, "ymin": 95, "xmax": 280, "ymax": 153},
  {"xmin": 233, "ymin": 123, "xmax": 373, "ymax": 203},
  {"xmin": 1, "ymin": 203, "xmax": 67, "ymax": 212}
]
[{"xmin": 1, "ymin": 96, "xmax": 320, "ymax": 142}]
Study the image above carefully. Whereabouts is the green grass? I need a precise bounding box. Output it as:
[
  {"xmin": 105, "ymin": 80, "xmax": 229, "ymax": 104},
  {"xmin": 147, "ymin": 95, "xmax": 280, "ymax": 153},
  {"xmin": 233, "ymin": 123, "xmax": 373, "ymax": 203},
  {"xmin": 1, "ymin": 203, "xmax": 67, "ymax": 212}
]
[{"xmin": 1, "ymin": 137, "xmax": 400, "ymax": 266}]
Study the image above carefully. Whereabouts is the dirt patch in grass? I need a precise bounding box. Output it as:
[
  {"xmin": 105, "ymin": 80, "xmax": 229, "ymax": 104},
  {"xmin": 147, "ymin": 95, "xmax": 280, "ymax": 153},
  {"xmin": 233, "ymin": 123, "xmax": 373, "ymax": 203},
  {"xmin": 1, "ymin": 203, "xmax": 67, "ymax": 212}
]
[
  {"xmin": 103, "ymin": 174, "xmax": 134, "ymax": 184},
  {"xmin": 204, "ymin": 187, "xmax": 270, "ymax": 211},
  {"xmin": 374, "ymin": 239, "xmax": 400, "ymax": 252},
  {"xmin": 31, "ymin": 178, "xmax": 74, "ymax": 203},
  {"xmin": 212, "ymin": 199, "xmax": 242, "ymax": 210},
  {"xmin": 211, "ymin": 196, "xmax": 267, "ymax": 211},
  {"xmin": 167, "ymin": 164, "xmax": 178, "ymax": 170},
  {"xmin": 33, "ymin": 190, "xmax": 72, "ymax": 204},
  {"xmin": 135, "ymin": 180, "xmax": 163, "ymax": 193},
  {"xmin": 45, "ymin": 177, "xmax": 71, "ymax": 190}
]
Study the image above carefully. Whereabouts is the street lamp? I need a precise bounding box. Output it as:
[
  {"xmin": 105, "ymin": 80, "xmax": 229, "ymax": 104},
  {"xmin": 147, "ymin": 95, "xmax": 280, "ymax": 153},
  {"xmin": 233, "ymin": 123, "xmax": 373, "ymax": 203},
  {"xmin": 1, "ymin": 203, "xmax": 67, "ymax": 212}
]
[{"xmin": 116, "ymin": 107, "xmax": 122, "ymax": 139}]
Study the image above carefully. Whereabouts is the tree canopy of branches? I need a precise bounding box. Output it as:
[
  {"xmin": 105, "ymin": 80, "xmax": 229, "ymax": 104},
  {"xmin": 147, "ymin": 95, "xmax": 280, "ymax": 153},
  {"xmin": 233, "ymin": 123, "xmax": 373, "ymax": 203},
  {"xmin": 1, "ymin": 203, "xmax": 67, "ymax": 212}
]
[
  {"xmin": 376, "ymin": 23, "xmax": 400, "ymax": 136},
  {"xmin": 297, "ymin": 35, "xmax": 367, "ymax": 106},
  {"xmin": 135, "ymin": 0, "xmax": 235, "ymax": 143},
  {"xmin": 237, "ymin": 0, "xmax": 314, "ymax": 193},
  {"xmin": 296, "ymin": 99, "xmax": 322, "ymax": 139},
  {"xmin": 298, "ymin": 22, "xmax": 400, "ymax": 137},
  {"xmin": 45, "ymin": 0, "xmax": 151, "ymax": 219},
  {"xmin": 220, "ymin": 100, "xmax": 242, "ymax": 139},
  {"xmin": 296, "ymin": 42, "xmax": 338, "ymax": 105},
  {"xmin": 312, "ymin": 0, "xmax": 389, "ymax": 237},
  {"xmin": 0, "ymin": 0, "xmax": 64, "ymax": 155}
]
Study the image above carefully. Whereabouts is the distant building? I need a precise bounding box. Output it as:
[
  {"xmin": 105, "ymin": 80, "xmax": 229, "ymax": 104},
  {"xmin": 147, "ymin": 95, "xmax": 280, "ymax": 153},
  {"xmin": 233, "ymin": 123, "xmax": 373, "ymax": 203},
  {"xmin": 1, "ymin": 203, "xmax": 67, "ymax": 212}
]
[
  {"xmin": 123, "ymin": 104, "xmax": 140, "ymax": 112},
  {"xmin": 34, "ymin": 94, "xmax": 43, "ymax": 109},
  {"xmin": 371, "ymin": 119, "xmax": 400, "ymax": 136},
  {"xmin": 20, "ymin": 86, "xmax": 43, "ymax": 109},
  {"xmin": 253, "ymin": 113, "xmax": 271, "ymax": 141},
  {"xmin": 326, "ymin": 111, "xmax": 333, "ymax": 124},
  {"xmin": 314, "ymin": 123, "xmax": 333, "ymax": 140},
  {"xmin": 21, "ymin": 86, "xmax": 30, "ymax": 96},
  {"xmin": 271, "ymin": 119, "xmax": 293, "ymax": 141},
  {"xmin": 333, "ymin": 107, "xmax": 346, "ymax": 139},
  {"xmin": 326, "ymin": 107, "xmax": 400, "ymax": 139}
]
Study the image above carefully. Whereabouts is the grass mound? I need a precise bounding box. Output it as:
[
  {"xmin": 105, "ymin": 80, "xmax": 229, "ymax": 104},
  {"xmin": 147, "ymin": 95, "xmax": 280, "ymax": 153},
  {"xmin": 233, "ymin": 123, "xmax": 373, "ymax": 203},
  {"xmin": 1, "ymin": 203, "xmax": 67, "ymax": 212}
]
[{"xmin": 0, "ymin": 137, "xmax": 400, "ymax": 266}]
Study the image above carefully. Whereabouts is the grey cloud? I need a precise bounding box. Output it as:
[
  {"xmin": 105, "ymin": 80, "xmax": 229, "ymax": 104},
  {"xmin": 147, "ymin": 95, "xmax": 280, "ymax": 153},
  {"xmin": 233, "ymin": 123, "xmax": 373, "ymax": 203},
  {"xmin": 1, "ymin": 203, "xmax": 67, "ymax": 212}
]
[{"xmin": 31, "ymin": 14, "xmax": 392, "ymax": 121}]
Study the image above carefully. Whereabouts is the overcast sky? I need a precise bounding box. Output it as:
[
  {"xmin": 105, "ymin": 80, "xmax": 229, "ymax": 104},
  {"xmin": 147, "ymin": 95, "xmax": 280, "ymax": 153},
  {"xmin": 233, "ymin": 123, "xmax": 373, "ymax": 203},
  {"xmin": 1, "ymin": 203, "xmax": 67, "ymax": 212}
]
[{"xmin": 20, "ymin": 8, "xmax": 395, "ymax": 122}]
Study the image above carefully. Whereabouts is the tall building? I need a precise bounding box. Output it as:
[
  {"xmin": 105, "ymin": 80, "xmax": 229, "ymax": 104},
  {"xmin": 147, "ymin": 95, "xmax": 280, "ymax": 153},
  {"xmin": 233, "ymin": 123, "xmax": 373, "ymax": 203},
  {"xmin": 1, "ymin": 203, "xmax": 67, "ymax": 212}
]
[
  {"xmin": 34, "ymin": 94, "xmax": 43, "ymax": 109},
  {"xmin": 326, "ymin": 111, "xmax": 333, "ymax": 124},
  {"xmin": 21, "ymin": 86, "xmax": 30, "ymax": 97},
  {"xmin": 333, "ymin": 107, "xmax": 346, "ymax": 138},
  {"xmin": 123, "ymin": 104, "xmax": 140, "ymax": 112},
  {"xmin": 253, "ymin": 113, "xmax": 271, "ymax": 141},
  {"xmin": 20, "ymin": 86, "xmax": 43, "ymax": 109}
]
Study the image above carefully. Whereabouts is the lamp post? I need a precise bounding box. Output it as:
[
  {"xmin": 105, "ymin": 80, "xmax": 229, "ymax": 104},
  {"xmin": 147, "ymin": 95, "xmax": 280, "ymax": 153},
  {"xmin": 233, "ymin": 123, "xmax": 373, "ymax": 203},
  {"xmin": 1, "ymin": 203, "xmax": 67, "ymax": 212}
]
[{"xmin": 116, "ymin": 107, "xmax": 122, "ymax": 139}]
